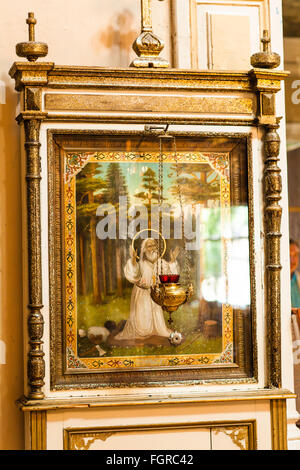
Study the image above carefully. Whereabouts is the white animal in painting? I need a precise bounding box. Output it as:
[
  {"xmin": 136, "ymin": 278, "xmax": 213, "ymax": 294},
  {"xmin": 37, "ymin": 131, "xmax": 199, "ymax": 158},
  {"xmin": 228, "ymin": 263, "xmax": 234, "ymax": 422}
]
[{"xmin": 78, "ymin": 326, "xmax": 110, "ymax": 356}]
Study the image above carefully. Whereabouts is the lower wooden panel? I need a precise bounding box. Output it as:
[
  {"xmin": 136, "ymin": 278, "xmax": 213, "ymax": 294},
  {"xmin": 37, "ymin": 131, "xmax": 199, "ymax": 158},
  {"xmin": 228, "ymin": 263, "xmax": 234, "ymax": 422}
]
[
  {"xmin": 271, "ymin": 399, "xmax": 288, "ymax": 450},
  {"xmin": 30, "ymin": 410, "xmax": 47, "ymax": 450},
  {"xmin": 63, "ymin": 421, "xmax": 257, "ymax": 451}
]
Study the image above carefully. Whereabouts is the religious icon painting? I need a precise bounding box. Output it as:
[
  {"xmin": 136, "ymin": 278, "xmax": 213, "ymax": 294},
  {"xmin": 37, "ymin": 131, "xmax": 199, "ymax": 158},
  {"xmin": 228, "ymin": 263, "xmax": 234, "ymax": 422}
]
[{"xmin": 49, "ymin": 132, "xmax": 255, "ymax": 389}]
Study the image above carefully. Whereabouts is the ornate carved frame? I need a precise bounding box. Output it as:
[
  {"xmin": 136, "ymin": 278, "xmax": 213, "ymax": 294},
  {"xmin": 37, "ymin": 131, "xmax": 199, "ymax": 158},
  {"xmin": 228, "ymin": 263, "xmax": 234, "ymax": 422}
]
[
  {"xmin": 47, "ymin": 129, "xmax": 255, "ymax": 389},
  {"xmin": 9, "ymin": 63, "xmax": 288, "ymax": 399}
]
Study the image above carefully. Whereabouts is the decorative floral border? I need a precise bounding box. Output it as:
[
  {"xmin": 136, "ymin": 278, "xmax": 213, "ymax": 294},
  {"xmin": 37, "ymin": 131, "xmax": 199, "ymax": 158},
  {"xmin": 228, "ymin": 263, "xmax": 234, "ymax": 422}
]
[
  {"xmin": 65, "ymin": 151, "xmax": 229, "ymax": 183},
  {"xmin": 64, "ymin": 151, "xmax": 233, "ymax": 370}
]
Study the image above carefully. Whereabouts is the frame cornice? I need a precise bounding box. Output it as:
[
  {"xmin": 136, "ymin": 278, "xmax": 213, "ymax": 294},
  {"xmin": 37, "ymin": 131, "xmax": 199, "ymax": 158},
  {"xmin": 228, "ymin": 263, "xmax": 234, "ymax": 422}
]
[
  {"xmin": 9, "ymin": 60, "xmax": 289, "ymax": 399},
  {"xmin": 9, "ymin": 62, "xmax": 288, "ymax": 92}
]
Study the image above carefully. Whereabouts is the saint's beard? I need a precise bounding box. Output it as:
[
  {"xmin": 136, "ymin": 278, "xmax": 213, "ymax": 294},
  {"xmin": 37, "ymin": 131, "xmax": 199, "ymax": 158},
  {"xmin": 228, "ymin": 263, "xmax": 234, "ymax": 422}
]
[{"xmin": 144, "ymin": 250, "xmax": 159, "ymax": 264}]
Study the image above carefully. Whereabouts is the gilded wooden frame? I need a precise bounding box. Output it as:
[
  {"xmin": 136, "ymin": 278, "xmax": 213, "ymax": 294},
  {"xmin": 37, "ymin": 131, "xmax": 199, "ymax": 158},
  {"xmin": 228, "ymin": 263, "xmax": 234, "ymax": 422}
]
[{"xmin": 48, "ymin": 129, "xmax": 256, "ymax": 390}]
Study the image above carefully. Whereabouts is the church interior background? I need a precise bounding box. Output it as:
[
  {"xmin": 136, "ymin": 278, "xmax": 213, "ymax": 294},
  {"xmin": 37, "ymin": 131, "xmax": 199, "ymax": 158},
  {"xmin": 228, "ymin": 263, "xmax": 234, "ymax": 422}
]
[{"xmin": 1, "ymin": 0, "xmax": 300, "ymax": 450}]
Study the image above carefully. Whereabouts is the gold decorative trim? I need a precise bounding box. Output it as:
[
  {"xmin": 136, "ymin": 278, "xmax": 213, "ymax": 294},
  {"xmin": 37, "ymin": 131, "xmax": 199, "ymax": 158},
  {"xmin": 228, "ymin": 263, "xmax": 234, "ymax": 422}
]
[
  {"xmin": 43, "ymin": 114, "xmax": 256, "ymax": 127},
  {"xmin": 63, "ymin": 150, "xmax": 233, "ymax": 372},
  {"xmin": 246, "ymin": 136, "xmax": 258, "ymax": 381},
  {"xmin": 25, "ymin": 87, "xmax": 42, "ymax": 111},
  {"xmin": 9, "ymin": 64, "xmax": 288, "ymax": 94},
  {"xmin": 63, "ymin": 420, "xmax": 257, "ymax": 450},
  {"xmin": 30, "ymin": 410, "xmax": 47, "ymax": 450},
  {"xmin": 249, "ymin": 69, "xmax": 288, "ymax": 96},
  {"xmin": 270, "ymin": 399, "xmax": 288, "ymax": 450},
  {"xmin": 9, "ymin": 62, "xmax": 54, "ymax": 92},
  {"xmin": 212, "ymin": 426, "xmax": 249, "ymax": 450},
  {"xmin": 65, "ymin": 432, "xmax": 115, "ymax": 450},
  {"xmin": 47, "ymin": 72, "xmax": 253, "ymax": 91}
]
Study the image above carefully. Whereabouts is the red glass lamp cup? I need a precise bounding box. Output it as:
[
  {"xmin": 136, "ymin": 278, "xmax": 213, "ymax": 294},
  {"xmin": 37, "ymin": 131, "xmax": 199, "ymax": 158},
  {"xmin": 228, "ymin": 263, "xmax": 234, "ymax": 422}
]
[{"xmin": 159, "ymin": 274, "xmax": 180, "ymax": 284}]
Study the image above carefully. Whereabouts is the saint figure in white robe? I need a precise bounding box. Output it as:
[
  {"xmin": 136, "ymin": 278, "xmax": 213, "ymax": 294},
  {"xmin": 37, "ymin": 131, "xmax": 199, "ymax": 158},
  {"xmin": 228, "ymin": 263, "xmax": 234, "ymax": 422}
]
[{"xmin": 115, "ymin": 238, "xmax": 179, "ymax": 340}]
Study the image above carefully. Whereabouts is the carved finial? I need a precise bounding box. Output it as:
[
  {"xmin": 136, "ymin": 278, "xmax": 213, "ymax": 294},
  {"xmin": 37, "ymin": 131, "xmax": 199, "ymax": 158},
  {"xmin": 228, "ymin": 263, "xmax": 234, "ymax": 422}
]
[
  {"xmin": 130, "ymin": 0, "xmax": 170, "ymax": 68},
  {"xmin": 251, "ymin": 29, "xmax": 280, "ymax": 69},
  {"xmin": 16, "ymin": 12, "xmax": 48, "ymax": 62}
]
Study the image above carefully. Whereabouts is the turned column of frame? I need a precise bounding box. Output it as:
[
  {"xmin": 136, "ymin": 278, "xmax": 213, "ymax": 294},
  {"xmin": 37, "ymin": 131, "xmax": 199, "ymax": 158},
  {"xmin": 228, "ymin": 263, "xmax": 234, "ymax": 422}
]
[
  {"xmin": 9, "ymin": 12, "xmax": 53, "ymax": 401},
  {"xmin": 23, "ymin": 113, "xmax": 46, "ymax": 399},
  {"xmin": 263, "ymin": 121, "xmax": 282, "ymax": 389},
  {"xmin": 250, "ymin": 34, "xmax": 286, "ymax": 389}
]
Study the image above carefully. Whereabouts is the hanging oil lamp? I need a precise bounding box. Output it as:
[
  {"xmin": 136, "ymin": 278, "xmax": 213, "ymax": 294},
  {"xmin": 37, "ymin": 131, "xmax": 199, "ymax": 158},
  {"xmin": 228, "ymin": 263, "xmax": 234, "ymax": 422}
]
[{"xmin": 150, "ymin": 130, "xmax": 194, "ymax": 324}]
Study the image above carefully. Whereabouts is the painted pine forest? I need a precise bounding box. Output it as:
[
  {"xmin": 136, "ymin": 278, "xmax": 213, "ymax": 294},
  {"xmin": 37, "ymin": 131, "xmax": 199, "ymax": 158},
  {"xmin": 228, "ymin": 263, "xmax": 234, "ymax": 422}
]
[{"xmin": 75, "ymin": 159, "xmax": 223, "ymax": 357}]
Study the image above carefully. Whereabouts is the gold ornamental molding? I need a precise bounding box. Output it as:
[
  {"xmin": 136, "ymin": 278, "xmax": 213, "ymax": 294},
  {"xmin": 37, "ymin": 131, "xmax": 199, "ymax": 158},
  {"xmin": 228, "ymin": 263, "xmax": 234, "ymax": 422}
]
[
  {"xmin": 64, "ymin": 421, "xmax": 256, "ymax": 450},
  {"xmin": 16, "ymin": 389, "xmax": 296, "ymax": 412},
  {"xmin": 9, "ymin": 62, "xmax": 54, "ymax": 93},
  {"xmin": 9, "ymin": 64, "xmax": 288, "ymax": 93},
  {"xmin": 44, "ymin": 92, "xmax": 254, "ymax": 116},
  {"xmin": 63, "ymin": 421, "xmax": 257, "ymax": 451},
  {"xmin": 212, "ymin": 426, "xmax": 250, "ymax": 451}
]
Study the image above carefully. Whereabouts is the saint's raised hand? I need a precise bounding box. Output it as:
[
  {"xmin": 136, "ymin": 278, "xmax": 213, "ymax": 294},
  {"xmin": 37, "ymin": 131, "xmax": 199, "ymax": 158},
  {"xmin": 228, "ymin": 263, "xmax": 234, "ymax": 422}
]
[{"xmin": 130, "ymin": 246, "xmax": 138, "ymax": 265}]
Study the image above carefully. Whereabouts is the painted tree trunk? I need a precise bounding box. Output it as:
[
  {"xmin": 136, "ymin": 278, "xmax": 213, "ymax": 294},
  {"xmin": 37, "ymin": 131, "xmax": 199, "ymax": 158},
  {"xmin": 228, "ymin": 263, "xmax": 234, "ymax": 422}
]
[
  {"xmin": 107, "ymin": 238, "xmax": 114, "ymax": 293},
  {"xmin": 79, "ymin": 232, "xmax": 86, "ymax": 296},
  {"xmin": 100, "ymin": 240, "xmax": 107, "ymax": 297},
  {"xmin": 88, "ymin": 191, "xmax": 101, "ymax": 304}
]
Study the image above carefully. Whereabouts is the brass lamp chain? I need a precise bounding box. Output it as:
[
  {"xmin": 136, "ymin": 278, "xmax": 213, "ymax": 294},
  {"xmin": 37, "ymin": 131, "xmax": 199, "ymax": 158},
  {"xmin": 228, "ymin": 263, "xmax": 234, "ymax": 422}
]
[
  {"xmin": 173, "ymin": 138, "xmax": 191, "ymax": 285},
  {"xmin": 149, "ymin": 130, "xmax": 194, "ymax": 323},
  {"xmin": 158, "ymin": 136, "xmax": 163, "ymax": 278},
  {"xmin": 157, "ymin": 132, "xmax": 191, "ymax": 284}
]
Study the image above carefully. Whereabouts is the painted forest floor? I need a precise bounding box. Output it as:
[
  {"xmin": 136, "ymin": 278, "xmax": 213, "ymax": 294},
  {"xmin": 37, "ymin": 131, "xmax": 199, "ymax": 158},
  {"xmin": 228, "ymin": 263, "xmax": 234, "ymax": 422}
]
[{"xmin": 77, "ymin": 291, "xmax": 223, "ymax": 358}]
